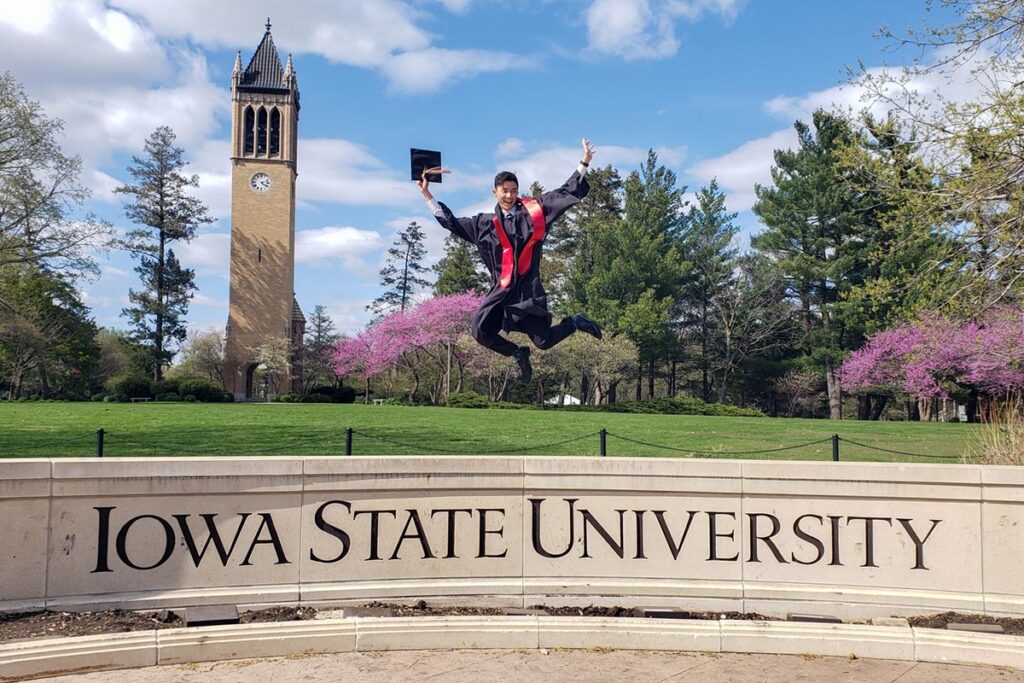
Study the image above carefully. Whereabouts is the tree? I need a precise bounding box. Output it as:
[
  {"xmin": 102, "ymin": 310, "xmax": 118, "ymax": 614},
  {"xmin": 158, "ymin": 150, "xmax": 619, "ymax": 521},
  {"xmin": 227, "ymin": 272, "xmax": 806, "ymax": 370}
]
[
  {"xmin": 433, "ymin": 233, "xmax": 486, "ymax": 296},
  {"xmin": 712, "ymin": 256, "xmax": 797, "ymax": 403},
  {"xmin": 552, "ymin": 165, "xmax": 625, "ymax": 316},
  {"xmin": 753, "ymin": 110, "xmax": 875, "ymax": 419},
  {"xmin": 248, "ymin": 336, "xmax": 292, "ymax": 398},
  {"xmin": 369, "ymin": 221, "xmax": 431, "ymax": 316},
  {"xmin": 680, "ymin": 179, "xmax": 738, "ymax": 402},
  {"xmin": 853, "ymin": 1, "xmax": 1024, "ymax": 308},
  {"xmin": 301, "ymin": 305, "xmax": 342, "ymax": 393},
  {"xmin": 0, "ymin": 73, "xmax": 114, "ymax": 288},
  {"xmin": 92, "ymin": 329, "xmax": 152, "ymax": 393},
  {"xmin": 839, "ymin": 307, "xmax": 1024, "ymax": 421},
  {"xmin": 584, "ymin": 151, "xmax": 687, "ymax": 399},
  {"xmin": 116, "ymin": 126, "xmax": 212, "ymax": 381},
  {"xmin": 837, "ymin": 115, "xmax": 961, "ymax": 328},
  {"xmin": 170, "ymin": 328, "xmax": 225, "ymax": 385},
  {"xmin": 0, "ymin": 264, "xmax": 98, "ymax": 399}
]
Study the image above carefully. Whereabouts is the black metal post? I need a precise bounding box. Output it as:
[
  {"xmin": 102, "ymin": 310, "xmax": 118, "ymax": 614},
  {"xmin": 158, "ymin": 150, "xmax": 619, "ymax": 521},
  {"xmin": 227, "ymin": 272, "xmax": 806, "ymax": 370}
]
[
  {"xmin": 345, "ymin": 428, "xmax": 353, "ymax": 456},
  {"xmin": 96, "ymin": 428, "xmax": 105, "ymax": 458},
  {"xmin": 600, "ymin": 428, "xmax": 607, "ymax": 457},
  {"xmin": 832, "ymin": 434, "xmax": 839, "ymax": 462}
]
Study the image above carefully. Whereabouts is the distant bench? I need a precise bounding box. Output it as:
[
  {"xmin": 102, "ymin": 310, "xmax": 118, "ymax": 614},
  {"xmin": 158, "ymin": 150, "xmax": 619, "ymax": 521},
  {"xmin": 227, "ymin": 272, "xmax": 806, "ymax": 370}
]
[{"xmin": 129, "ymin": 397, "xmax": 152, "ymax": 403}]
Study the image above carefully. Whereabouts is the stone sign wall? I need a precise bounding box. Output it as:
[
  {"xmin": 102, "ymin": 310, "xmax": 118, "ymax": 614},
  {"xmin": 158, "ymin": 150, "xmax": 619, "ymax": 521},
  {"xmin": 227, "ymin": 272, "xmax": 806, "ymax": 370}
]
[{"xmin": 2, "ymin": 456, "xmax": 1022, "ymax": 618}]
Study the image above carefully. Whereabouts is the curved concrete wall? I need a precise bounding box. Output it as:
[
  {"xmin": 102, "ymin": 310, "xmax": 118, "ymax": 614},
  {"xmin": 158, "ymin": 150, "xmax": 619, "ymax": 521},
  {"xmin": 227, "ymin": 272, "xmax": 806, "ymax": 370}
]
[{"xmin": 2, "ymin": 456, "xmax": 1022, "ymax": 619}]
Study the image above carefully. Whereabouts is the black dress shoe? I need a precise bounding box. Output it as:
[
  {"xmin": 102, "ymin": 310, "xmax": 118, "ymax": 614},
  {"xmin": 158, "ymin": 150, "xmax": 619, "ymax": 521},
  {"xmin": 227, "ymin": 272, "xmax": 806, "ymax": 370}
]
[
  {"xmin": 572, "ymin": 314, "xmax": 603, "ymax": 339},
  {"xmin": 513, "ymin": 346, "xmax": 532, "ymax": 383}
]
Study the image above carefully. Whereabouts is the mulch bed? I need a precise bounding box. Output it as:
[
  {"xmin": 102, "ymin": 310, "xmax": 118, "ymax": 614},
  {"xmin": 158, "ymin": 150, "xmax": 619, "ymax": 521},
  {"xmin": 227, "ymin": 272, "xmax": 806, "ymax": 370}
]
[
  {"xmin": 907, "ymin": 611, "xmax": 1024, "ymax": 635},
  {"xmin": 0, "ymin": 606, "xmax": 314, "ymax": 645},
  {"xmin": 1, "ymin": 603, "xmax": 1022, "ymax": 645}
]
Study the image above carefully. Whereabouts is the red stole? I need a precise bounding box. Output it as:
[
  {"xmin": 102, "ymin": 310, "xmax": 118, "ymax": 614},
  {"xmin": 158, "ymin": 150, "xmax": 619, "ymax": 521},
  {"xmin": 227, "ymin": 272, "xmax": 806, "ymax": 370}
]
[{"xmin": 491, "ymin": 197, "xmax": 545, "ymax": 289}]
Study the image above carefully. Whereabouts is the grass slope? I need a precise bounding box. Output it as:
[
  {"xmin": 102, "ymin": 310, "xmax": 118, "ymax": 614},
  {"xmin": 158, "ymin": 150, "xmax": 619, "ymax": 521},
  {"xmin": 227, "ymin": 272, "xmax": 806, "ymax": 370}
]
[{"xmin": 0, "ymin": 403, "xmax": 978, "ymax": 463}]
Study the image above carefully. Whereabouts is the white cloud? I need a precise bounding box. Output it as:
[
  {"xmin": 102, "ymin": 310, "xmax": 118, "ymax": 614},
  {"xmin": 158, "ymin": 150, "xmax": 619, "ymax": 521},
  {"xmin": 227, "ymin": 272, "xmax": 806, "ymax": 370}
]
[
  {"xmin": 298, "ymin": 139, "xmax": 415, "ymax": 207},
  {"xmin": 295, "ymin": 225, "xmax": 383, "ymax": 268},
  {"xmin": 495, "ymin": 138, "xmax": 525, "ymax": 160},
  {"xmin": 689, "ymin": 48, "xmax": 1000, "ymax": 215},
  {"xmin": 109, "ymin": 0, "xmax": 528, "ymax": 93},
  {"xmin": 585, "ymin": 0, "xmax": 742, "ymax": 60},
  {"xmin": 320, "ymin": 298, "xmax": 374, "ymax": 335},
  {"xmin": 176, "ymin": 232, "xmax": 231, "ymax": 272},
  {"xmin": 0, "ymin": 1, "xmax": 170, "ymax": 87},
  {"xmin": 380, "ymin": 48, "xmax": 537, "ymax": 95},
  {"xmin": 687, "ymin": 127, "xmax": 797, "ymax": 213},
  {"xmin": 586, "ymin": 0, "xmax": 676, "ymax": 60}
]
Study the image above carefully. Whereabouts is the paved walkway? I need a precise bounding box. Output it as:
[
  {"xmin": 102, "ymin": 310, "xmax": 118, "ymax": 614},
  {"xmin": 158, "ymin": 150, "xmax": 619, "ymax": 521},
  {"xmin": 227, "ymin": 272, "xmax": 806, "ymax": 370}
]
[{"xmin": 38, "ymin": 649, "xmax": 1024, "ymax": 682}]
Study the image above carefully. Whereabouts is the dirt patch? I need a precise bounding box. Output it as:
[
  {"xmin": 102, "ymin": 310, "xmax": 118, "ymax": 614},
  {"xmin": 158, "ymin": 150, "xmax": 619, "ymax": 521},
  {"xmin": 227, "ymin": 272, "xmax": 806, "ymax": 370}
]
[
  {"xmin": 907, "ymin": 611, "xmax": 1024, "ymax": 636},
  {"xmin": 362, "ymin": 600, "xmax": 504, "ymax": 617},
  {"xmin": 0, "ymin": 606, "xmax": 313, "ymax": 645},
  {"xmin": 2, "ymin": 604, "xmax": 1022, "ymax": 644}
]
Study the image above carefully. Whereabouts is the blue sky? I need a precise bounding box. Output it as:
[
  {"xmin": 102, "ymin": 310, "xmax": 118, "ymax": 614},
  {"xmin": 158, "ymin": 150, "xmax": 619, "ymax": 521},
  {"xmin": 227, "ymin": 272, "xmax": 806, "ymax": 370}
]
[{"xmin": 0, "ymin": 0, "xmax": 958, "ymax": 338}]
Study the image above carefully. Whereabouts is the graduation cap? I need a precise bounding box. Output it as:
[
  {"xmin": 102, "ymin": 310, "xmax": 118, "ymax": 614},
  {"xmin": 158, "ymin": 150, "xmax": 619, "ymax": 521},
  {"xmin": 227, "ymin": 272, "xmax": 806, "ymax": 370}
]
[{"xmin": 411, "ymin": 148, "xmax": 445, "ymax": 183}]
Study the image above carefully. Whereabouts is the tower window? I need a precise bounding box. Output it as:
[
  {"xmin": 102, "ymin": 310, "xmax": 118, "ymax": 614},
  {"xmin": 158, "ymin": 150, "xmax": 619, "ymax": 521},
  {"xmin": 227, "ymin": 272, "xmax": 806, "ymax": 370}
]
[
  {"xmin": 257, "ymin": 248, "xmax": 262, "ymax": 263},
  {"xmin": 257, "ymin": 107, "xmax": 268, "ymax": 155},
  {"xmin": 244, "ymin": 107, "xmax": 255, "ymax": 156},
  {"xmin": 269, "ymin": 108, "xmax": 281, "ymax": 157}
]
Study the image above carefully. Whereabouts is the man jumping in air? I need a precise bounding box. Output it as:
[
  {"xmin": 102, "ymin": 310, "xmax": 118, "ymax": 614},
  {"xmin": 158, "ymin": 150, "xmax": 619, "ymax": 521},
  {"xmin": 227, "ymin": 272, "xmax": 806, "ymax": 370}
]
[{"xmin": 418, "ymin": 138, "xmax": 602, "ymax": 383}]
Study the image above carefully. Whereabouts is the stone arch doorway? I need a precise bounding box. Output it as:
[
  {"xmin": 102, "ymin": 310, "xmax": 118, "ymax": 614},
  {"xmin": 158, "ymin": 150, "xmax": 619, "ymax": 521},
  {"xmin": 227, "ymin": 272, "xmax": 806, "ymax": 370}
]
[{"xmin": 242, "ymin": 362, "xmax": 266, "ymax": 401}]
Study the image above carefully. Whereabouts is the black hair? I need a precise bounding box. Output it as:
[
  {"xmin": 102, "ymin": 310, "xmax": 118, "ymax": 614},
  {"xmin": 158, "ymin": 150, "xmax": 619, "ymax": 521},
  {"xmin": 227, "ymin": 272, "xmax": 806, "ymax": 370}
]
[{"xmin": 494, "ymin": 171, "xmax": 519, "ymax": 188}]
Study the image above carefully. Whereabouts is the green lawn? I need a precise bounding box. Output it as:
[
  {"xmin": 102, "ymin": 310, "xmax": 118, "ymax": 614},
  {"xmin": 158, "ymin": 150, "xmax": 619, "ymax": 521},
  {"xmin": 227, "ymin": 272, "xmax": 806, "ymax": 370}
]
[{"xmin": 0, "ymin": 402, "xmax": 981, "ymax": 463}]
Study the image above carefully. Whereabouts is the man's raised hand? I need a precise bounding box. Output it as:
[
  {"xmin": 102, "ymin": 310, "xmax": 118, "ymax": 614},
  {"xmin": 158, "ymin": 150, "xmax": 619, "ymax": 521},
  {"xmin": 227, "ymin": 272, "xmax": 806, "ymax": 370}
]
[
  {"xmin": 581, "ymin": 138, "xmax": 596, "ymax": 165},
  {"xmin": 418, "ymin": 166, "xmax": 450, "ymax": 198}
]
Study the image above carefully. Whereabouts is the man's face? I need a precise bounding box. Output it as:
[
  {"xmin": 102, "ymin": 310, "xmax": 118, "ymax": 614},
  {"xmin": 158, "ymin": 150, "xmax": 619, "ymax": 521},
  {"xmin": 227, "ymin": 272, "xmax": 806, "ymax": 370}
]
[{"xmin": 493, "ymin": 181, "xmax": 519, "ymax": 212}]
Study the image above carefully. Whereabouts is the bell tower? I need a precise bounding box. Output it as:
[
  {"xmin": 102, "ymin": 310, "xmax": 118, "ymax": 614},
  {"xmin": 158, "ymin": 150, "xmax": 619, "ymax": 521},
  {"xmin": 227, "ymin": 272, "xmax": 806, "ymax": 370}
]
[{"xmin": 224, "ymin": 19, "xmax": 304, "ymax": 400}]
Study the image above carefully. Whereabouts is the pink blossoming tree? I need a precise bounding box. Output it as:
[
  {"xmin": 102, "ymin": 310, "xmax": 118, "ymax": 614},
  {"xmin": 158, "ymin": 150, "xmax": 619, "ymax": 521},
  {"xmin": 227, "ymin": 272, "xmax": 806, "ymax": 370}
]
[
  {"xmin": 840, "ymin": 307, "xmax": 1024, "ymax": 421},
  {"xmin": 333, "ymin": 293, "xmax": 482, "ymax": 403}
]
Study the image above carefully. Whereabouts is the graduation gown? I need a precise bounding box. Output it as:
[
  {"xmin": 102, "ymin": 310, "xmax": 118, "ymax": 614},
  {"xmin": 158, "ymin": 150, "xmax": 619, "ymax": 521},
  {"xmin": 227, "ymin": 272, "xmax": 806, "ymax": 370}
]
[{"xmin": 434, "ymin": 170, "xmax": 590, "ymax": 356}]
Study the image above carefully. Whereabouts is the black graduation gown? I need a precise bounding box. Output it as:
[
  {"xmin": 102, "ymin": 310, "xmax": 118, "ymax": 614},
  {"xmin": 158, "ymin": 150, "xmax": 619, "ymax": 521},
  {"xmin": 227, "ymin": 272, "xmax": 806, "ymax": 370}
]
[{"xmin": 434, "ymin": 170, "xmax": 590, "ymax": 356}]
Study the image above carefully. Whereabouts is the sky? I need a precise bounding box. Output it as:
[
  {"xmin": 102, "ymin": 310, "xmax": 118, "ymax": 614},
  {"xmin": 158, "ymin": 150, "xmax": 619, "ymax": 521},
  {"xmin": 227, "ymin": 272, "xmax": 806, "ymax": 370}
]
[{"xmin": 0, "ymin": 0, "xmax": 962, "ymax": 338}]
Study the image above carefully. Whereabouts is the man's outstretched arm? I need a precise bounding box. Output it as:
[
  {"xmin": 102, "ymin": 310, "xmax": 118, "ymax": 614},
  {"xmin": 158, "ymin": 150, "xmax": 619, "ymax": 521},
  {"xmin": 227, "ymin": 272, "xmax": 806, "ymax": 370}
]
[
  {"xmin": 418, "ymin": 166, "xmax": 478, "ymax": 243},
  {"xmin": 539, "ymin": 138, "xmax": 595, "ymax": 225}
]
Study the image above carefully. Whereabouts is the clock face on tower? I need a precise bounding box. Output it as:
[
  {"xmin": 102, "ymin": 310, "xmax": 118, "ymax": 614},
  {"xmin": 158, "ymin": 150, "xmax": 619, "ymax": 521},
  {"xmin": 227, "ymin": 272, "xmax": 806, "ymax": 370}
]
[{"xmin": 250, "ymin": 172, "xmax": 271, "ymax": 193}]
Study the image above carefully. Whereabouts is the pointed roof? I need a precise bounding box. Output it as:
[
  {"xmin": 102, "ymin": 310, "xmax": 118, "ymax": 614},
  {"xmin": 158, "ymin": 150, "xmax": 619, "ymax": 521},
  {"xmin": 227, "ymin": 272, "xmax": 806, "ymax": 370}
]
[
  {"xmin": 240, "ymin": 19, "xmax": 287, "ymax": 91},
  {"xmin": 292, "ymin": 296, "xmax": 306, "ymax": 324}
]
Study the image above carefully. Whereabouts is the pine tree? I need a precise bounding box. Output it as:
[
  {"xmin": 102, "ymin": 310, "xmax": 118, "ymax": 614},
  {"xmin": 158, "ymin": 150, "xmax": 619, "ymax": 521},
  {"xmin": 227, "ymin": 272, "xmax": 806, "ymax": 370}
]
[
  {"xmin": 302, "ymin": 304, "xmax": 342, "ymax": 392},
  {"xmin": 368, "ymin": 221, "xmax": 431, "ymax": 315},
  {"xmin": 585, "ymin": 151, "xmax": 687, "ymax": 398},
  {"xmin": 434, "ymin": 233, "xmax": 486, "ymax": 296},
  {"xmin": 680, "ymin": 178, "xmax": 738, "ymax": 402},
  {"xmin": 116, "ymin": 126, "xmax": 212, "ymax": 380},
  {"xmin": 752, "ymin": 110, "xmax": 874, "ymax": 419}
]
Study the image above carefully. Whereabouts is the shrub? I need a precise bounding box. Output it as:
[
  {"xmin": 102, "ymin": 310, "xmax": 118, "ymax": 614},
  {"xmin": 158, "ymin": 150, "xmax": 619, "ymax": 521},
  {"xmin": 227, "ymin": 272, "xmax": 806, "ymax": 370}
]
[
  {"xmin": 183, "ymin": 395, "xmax": 197, "ymax": 402},
  {"xmin": 91, "ymin": 394, "xmax": 106, "ymax": 402},
  {"xmin": 562, "ymin": 396, "xmax": 765, "ymax": 417},
  {"xmin": 965, "ymin": 393, "xmax": 1024, "ymax": 465},
  {"xmin": 104, "ymin": 372, "xmax": 153, "ymax": 400},
  {"xmin": 270, "ymin": 393, "xmax": 302, "ymax": 403},
  {"xmin": 446, "ymin": 391, "xmax": 530, "ymax": 410},
  {"xmin": 301, "ymin": 393, "xmax": 333, "ymax": 403},
  {"xmin": 155, "ymin": 392, "xmax": 181, "ymax": 402},
  {"xmin": 152, "ymin": 379, "xmax": 180, "ymax": 396},
  {"xmin": 308, "ymin": 385, "xmax": 356, "ymax": 403},
  {"xmin": 176, "ymin": 378, "xmax": 230, "ymax": 402}
]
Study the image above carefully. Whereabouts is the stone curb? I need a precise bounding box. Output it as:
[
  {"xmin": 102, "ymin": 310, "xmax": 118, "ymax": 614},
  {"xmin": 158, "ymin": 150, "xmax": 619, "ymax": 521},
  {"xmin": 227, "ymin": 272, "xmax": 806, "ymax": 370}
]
[{"xmin": 1, "ymin": 617, "xmax": 1023, "ymax": 681}]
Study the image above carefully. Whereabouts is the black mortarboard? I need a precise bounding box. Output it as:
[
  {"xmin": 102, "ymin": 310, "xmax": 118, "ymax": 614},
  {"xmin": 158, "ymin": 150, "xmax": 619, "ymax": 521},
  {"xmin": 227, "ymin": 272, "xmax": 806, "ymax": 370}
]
[{"xmin": 411, "ymin": 148, "xmax": 443, "ymax": 183}]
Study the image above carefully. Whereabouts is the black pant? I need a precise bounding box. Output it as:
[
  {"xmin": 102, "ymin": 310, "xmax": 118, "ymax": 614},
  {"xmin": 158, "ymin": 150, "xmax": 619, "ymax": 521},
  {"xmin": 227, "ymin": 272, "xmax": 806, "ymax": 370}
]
[{"xmin": 471, "ymin": 305, "xmax": 576, "ymax": 356}]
